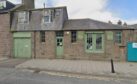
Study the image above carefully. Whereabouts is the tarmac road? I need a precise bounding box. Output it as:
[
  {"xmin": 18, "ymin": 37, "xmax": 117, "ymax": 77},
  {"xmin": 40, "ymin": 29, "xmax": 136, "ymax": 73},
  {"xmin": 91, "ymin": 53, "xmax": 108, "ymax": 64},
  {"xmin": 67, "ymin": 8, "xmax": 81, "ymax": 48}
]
[{"xmin": 0, "ymin": 68, "xmax": 136, "ymax": 84}]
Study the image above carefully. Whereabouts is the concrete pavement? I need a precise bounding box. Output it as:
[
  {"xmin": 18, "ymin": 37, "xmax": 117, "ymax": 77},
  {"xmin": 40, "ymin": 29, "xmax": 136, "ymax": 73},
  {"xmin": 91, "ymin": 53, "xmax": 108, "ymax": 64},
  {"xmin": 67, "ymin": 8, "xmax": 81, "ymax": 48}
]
[
  {"xmin": 0, "ymin": 68, "xmax": 136, "ymax": 84},
  {"xmin": 16, "ymin": 59, "xmax": 137, "ymax": 79},
  {"xmin": 0, "ymin": 58, "xmax": 27, "ymax": 68}
]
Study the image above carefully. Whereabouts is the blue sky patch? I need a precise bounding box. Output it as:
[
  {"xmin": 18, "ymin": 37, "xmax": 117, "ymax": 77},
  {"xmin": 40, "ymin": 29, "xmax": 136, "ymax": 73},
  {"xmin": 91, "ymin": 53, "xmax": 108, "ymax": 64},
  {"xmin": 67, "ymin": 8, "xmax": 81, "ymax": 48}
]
[{"xmin": 107, "ymin": 0, "xmax": 137, "ymax": 20}]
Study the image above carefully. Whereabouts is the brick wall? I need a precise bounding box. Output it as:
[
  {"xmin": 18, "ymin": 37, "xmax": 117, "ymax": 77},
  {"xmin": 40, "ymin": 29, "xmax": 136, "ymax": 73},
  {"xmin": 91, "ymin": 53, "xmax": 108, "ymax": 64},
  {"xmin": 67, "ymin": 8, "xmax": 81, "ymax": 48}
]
[
  {"xmin": 0, "ymin": 14, "xmax": 12, "ymax": 58},
  {"xmin": 63, "ymin": 30, "xmax": 133, "ymax": 61},
  {"xmin": 35, "ymin": 31, "xmax": 56, "ymax": 59},
  {"xmin": 64, "ymin": 31, "xmax": 106, "ymax": 60},
  {"xmin": 34, "ymin": 30, "xmax": 133, "ymax": 61}
]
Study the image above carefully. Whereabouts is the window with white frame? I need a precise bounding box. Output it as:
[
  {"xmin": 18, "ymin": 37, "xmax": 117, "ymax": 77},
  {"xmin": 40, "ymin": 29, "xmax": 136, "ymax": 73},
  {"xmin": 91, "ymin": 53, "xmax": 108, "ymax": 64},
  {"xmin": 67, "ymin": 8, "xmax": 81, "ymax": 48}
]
[
  {"xmin": 43, "ymin": 10, "xmax": 52, "ymax": 23},
  {"xmin": 0, "ymin": 1, "xmax": 6, "ymax": 9},
  {"xmin": 18, "ymin": 11, "xmax": 29, "ymax": 23},
  {"xmin": 44, "ymin": 15, "xmax": 51, "ymax": 23}
]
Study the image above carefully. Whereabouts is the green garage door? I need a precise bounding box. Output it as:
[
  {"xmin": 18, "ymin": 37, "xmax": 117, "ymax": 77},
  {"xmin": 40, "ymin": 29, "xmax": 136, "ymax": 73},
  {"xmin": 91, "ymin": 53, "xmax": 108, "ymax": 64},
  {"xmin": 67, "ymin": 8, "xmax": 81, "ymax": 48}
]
[{"xmin": 13, "ymin": 32, "xmax": 31, "ymax": 58}]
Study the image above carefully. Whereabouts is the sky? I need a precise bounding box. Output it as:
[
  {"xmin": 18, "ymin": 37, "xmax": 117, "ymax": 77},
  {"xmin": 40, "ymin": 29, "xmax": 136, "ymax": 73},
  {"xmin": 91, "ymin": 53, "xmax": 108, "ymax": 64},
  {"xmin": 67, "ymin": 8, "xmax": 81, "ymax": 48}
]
[{"xmin": 9, "ymin": 0, "xmax": 137, "ymax": 24}]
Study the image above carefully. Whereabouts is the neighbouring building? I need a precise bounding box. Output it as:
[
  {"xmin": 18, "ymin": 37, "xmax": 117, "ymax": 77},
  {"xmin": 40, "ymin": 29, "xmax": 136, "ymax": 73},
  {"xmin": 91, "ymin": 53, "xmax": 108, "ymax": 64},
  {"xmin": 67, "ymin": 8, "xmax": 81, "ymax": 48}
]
[
  {"xmin": 0, "ymin": 0, "xmax": 17, "ymax": 58},
  {"xmin": 0, "ymin": 0, "xmax": 34, "ymax": 58},
  {"xmin": 1, "ymin": 0, "xmax": 137, "ymax": 61}
]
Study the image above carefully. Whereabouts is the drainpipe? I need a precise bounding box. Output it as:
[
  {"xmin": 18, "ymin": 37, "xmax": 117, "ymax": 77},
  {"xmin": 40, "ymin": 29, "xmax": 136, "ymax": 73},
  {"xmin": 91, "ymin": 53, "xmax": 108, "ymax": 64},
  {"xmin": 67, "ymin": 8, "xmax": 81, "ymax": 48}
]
[{"xmin": 34, "ymin": 31, "xmax": 36, "ymax": 59}]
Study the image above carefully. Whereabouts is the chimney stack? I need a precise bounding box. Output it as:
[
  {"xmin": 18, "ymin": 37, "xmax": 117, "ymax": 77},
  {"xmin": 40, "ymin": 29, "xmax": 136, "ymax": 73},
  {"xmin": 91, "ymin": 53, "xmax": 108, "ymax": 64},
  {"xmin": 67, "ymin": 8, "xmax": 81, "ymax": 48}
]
[
  {"xmin": 22, "ymin": 0, "xmax": 35, "ymax": 9},
  {"xmin": 108, "ymin": 20, "xmax": 112, "ymax": 24},
  {"xmin": 123, "ymin": 22, "xmax": 127, "ymax": 27},
  {"xmin": 117, "ymin": 20, "xmax": 122, "ymax": 25}
]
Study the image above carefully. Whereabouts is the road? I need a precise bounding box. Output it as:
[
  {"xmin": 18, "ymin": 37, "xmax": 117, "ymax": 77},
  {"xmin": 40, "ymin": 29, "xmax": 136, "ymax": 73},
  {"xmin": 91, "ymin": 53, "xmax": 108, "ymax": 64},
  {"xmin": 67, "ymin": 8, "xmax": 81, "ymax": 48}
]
[{"xmin": 0, "ymin": 68, "xmax": 136, "ymax": 84}]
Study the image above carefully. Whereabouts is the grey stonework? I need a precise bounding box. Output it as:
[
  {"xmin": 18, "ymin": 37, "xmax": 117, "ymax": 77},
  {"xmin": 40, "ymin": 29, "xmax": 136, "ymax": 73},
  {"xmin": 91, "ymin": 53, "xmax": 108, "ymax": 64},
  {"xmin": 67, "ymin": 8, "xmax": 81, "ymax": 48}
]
[{"xmin": 29, "ymin": 29, "xmax": 135, "ymax": 61}]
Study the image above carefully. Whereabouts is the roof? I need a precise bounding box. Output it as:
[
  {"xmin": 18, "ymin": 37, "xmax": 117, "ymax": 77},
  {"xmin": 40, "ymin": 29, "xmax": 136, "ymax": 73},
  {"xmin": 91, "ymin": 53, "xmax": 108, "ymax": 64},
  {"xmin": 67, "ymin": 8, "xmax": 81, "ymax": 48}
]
[
  {"xmin": 0, "ymin": 0, "xmax": 22, "ymax": 14},
  {"xmin": 11, "ymin": 6, "xmax": 68, "ymax": 31},
  {"xmin": 0, "ymin": 4, "xmax": 22, "ymax": 13},
  {"xmin": 129, "ymin": 24, "xmax": 137, "ymax": 29},
  {"xmin": 14, "ymin": 6, "xmax": 67, "ymax": 12},
  {"xmin": 63, "ymin": 19, "xmax": 134, "ymax": 30}
]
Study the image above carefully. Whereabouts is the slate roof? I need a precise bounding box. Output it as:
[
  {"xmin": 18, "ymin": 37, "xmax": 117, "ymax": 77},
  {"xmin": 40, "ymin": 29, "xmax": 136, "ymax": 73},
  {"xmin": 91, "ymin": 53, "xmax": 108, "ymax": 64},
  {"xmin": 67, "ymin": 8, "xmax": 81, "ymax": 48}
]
[
  {"xmin": 63, "ymin": 19, "xmax": 134, "ymax": 30},
  {"xmin": 0, "ymin": 4, "xmax": 22, "ymax": 13},
  {"xmin": 129, "ymin": 24, "xmax": 137, "ymax": 29},
  {"xmin": 0, "ymin": 0, "xmax": 22, "ymax": 14},
  {"xmin": 11, "ymin": 6, "xmax": 68, "ymax": 31}
]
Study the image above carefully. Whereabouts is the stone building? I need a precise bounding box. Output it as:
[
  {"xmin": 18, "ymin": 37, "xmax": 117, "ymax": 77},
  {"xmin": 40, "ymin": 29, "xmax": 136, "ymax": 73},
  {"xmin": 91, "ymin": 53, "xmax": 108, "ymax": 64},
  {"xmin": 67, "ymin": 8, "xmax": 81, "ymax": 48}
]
[
  {"xmin": 1, "ymin": 0, "xmax": 137, "ymax": 61},
  {"xmin": 0, "ymin": 0, "xmax": 17, "ymax": 58},
  {"xmin": 0, "ymin": 0, "xmax": 34, "ymax": 58}
]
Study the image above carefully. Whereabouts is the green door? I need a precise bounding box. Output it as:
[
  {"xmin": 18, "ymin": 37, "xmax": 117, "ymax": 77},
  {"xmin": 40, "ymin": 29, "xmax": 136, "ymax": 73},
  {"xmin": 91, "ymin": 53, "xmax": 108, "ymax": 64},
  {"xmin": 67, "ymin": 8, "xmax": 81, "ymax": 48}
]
[
  {"xmin": 56, "ymin": 32, "xmax": 64, "ymax": 58},
  {"xmin": 14, "ymin": 38, "xmax": 31, "ymax": 58}
]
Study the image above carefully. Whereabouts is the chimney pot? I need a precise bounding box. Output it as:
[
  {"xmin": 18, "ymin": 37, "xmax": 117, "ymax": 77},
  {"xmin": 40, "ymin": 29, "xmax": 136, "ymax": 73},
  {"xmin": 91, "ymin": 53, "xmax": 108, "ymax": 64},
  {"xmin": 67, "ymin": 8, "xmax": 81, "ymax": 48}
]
[
  {"xmin": 117, "ymin": 20, "xmax": 122, "ymax": 25},
  {"xmin": 22, "ymin": 0, "xmax": 35, "ymax": 9}
]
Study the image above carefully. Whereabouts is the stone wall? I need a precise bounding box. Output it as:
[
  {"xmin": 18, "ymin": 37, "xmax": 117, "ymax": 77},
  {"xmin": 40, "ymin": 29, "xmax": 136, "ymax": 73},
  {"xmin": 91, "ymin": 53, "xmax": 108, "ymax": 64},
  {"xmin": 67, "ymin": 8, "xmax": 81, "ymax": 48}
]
[
  {"xmin": 34, "ymin": 30, "xmax": 134, "ymax": 61},
  {"xmin": 63, "ymin": 30, "xmax": 133, "ymax": 61},
  {"xmin": 0, "ymin": 14, "xmax": 12, "ymax": 58},
  {"xmin": 35, "ymin": 31, "xmax": 56, "ymax": 59}
]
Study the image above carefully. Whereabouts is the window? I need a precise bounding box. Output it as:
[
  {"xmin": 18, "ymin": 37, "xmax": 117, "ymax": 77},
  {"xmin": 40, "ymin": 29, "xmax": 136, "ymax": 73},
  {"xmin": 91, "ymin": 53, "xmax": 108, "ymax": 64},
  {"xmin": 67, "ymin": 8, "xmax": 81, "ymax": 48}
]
[
  {"xmin": 96, "ymin": 34, "xmax": 102, "ymax": 49},
  {"xmin": 0, "ymin": 1, "xmax": 6, "ymax": 9},
  {"xmin": 87, "ymin": 33, "xmax": 93, "ymax": 50},
  {"xmin": 43, "ymin": 10, "xmax": 52, "ymax": 23},
  {"xmin": 115, "ymin": 31, "xmax": 122, "ymax": 44},
  {"xmin": 56, "ymin": 31, "xmax": 63, "ymax": 47},
  {"xmin": 40, "ymin": 31, "xmax": 45, "ymax": 42},
  {"xmin": 44, "ymin": 15, "xmax": 51, "ymax": 23},
  {"xmin": 71, "ymin": 31, "xmax": 77, "ymax": 43},
  {"xmin": 56, "ymin": 31, "xmax": 63, "ymax": 37},
  {"xmin": 86, "ymin": 32, "xmax": 104, "ymax": 52},
  {"xmin": 18, "ymin": 11, "xmax": 29, "ymax": 23}
]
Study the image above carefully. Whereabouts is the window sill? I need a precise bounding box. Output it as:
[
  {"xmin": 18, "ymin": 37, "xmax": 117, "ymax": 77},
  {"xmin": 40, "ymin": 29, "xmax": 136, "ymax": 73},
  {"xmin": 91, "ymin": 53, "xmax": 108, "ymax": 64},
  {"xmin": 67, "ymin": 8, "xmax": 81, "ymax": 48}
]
[
  {"xmin": 116, "ymin": 43, "xmax": 126, "ymax": 47},
  {"xmin": 71, "ymin": 42, "xmax": 77, "ymax": 44},
  {"xmin": 42, "ymin": 22, "xmax": 52, "ymax": 24},
  {"xmin": 86, "ymin": 50, "xmax": 104, "ymax": 53}
]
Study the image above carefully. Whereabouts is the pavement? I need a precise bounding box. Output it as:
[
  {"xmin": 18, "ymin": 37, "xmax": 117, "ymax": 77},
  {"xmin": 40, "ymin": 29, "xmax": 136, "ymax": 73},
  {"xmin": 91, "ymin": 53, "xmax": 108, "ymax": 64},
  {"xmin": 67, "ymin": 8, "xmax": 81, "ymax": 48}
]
[
  {"xmin": 0, "ymin": 58, "xmax": 27, "ymax": 68},
  {"xmin": 16, "ymin": 59, "xmax": 137, "ymax": 79},
  {"xmin": 0, "ymin": 68, "xmax": 136, "ymax": 84}
]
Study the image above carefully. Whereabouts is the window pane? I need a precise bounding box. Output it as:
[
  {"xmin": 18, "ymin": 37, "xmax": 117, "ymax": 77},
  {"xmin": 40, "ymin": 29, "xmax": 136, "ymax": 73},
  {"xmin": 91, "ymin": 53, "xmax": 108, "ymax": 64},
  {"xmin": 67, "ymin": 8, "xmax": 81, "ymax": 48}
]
[
  {"xmin": 0, "ymin": 1, "xmax": 6, "ymax": 9},
  {"xmin": 87, "ymin": 33, "xmax": 93, "ymax": 50},
  {"xmin": 44, "ymin": 16, "xmax": 50, "ymax": 22},
  {"xmin": 115, "ymin": 32, "xmax": 122, "ymax": 43},
  {"xmin": 57, "ymin": 38, "xmax": 63, "ymax": 46},
  {"xmin": 71, "ymin": 31, "xmax": 77, "ymax": 43},
  {"xmin": 40, "ymin": 31, "xmax": 45, "ymax": 42},
  {"xmin": 56, "ymin": 31, "xmax": 63, "ymax": 37},
  {"xmin": 96, "ymin": 34, "xmax": 102, "ymax": 49}
]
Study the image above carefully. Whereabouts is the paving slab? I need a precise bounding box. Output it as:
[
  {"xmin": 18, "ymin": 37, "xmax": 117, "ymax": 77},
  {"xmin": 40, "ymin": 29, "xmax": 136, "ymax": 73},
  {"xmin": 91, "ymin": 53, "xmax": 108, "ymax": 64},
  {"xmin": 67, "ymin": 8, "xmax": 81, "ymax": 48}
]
[
  {"xmin": 16, "ymin": 59, "xmax": 137, "ymax": 79},
  {"xmin": 0, "ymin": 58, "xmax": 28, "ymax": 68}
]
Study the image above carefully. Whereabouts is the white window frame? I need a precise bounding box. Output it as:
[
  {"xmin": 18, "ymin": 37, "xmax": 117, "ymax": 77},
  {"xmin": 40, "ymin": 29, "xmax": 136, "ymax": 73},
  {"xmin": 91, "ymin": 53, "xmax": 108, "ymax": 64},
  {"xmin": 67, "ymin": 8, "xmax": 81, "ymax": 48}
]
[
  {"xmin": 0, "ymin": 1, "xmax": 6, "ymax": 9},
  {"xmin": 43, "ymin": 15, "xmax": 51, "ymax": 23},
  {"xmin": 43, "ymin": 10, "xmax": 52, "ymax": 23}
]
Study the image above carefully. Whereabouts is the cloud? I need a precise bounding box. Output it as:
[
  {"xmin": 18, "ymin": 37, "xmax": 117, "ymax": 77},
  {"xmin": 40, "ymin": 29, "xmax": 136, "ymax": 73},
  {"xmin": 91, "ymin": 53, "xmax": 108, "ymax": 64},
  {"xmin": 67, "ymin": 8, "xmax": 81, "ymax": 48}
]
[
  {"xmin": 9, "ymin": 0, "xmax": 21, "ymax": 4},
  {"xmin": 9, "ymin": 0, "xmax": 137, "ymax": 24},
  {"xmin": 49, "ymin": 0, "xmax": 121, "ymax": 23}
]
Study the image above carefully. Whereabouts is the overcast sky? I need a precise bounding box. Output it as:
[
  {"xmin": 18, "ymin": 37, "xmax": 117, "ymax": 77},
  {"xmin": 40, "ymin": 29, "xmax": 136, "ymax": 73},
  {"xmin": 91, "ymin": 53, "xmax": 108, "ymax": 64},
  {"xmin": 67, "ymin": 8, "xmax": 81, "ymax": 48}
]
[{"xmin": 9, "ymin": 0, "xmax": 137, "ymax": 24}]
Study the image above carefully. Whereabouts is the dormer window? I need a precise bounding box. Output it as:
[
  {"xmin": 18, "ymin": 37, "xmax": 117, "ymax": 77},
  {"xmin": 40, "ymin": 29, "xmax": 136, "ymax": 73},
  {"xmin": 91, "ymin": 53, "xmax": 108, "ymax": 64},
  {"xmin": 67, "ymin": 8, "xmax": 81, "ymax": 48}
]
[
  {"xmin": 44, "ymin": 15, "xmax": 51, "ymax": 23},
  {"xmin": 18, "ymin": 11, "xmax": 29, "ymax": 23},
  {"xmin": 0, "ymin": 1, "xmax": 6, "ymax": 9},
  {"xmin": 43, "ymin": 10, "xmax": 52, "ymax": 23}
]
